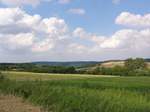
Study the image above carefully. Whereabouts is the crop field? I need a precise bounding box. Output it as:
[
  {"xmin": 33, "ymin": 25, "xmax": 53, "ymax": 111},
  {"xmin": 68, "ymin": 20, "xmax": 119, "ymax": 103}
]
[
  {"xmin": 1, "ymin": 71, "xmax": 150, "ymax": 112},
  {"xmin": 2, "ymin": 71, "xmax": 115, "ymax": 80}
]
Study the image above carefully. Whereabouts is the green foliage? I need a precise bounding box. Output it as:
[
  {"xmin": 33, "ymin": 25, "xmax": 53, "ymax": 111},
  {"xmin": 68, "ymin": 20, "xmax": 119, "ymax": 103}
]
[
  {"xmin": 127, "ymin": 69, "xmax": 150, "ymax": 76},
  {"xmin": 1, "ymin": 77, "xmax": 150, "ymax": 112},
  {"xmin": 125, "ymin": 58, "xmax": 146, "ymax": 71},
  {"xmin": 90, "ymin": 67, "xmax": 101, "ymax": 75},
  {"xmin": 89, "ymin": 66, "xmax": 127, "ymax": 76},
  {"xmin": 124, "ymin": 58, "xmax": 149, "ymax": 76},
  {"xmin": 31, "ymin": 66, "xmax": 76, "ymax": 74},
  {"xmin": 0, "ymin": 63, "xmax": 77, "ymax": 74},
  {"xmin": 0, "ymin": 72, "xmax": 5, "ymax": 80},
  {"xmin": 88, "ymin": 58, "xmax": 150, "ymax": 76},
  {"xmin": 104, "ymin": 66, "xmax": 127, "ymax": 76},
  {"xmin": 0, "ymin": 58, "xmax": 149, "ymax": 76}
]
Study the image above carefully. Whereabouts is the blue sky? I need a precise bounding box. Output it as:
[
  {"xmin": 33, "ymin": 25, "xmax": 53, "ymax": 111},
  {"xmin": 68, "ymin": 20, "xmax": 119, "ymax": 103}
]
[
  {"xmin": 0, "ymin": 0, "xmax": 150, "ymax": 62},
  {"xmin": 21, "ymin": 0, "xmax": 150, "ymax": 35}
]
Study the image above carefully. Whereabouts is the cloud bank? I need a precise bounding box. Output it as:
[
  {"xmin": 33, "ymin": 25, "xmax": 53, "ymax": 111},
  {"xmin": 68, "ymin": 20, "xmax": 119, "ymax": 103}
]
[
  {"xmin": 116, "ymin": 12, "xmax": 150, "ymax": 28},
  {"xmin": 0, "ymin": 0, "xmax": 71, "ymax": 6},
  {"xmin": 0, "ymin": 7, "xmax": 149, "ymax": 62},
  {"xmin": 0, "ymin": 0, "xmax": 47, "ymax": 6}
]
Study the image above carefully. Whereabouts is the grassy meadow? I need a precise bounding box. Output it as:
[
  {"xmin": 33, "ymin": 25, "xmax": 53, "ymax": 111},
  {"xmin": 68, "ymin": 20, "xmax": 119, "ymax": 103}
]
[{"xmin": 1, "ymin": 71, "xmax": 150, "ymax": 112}]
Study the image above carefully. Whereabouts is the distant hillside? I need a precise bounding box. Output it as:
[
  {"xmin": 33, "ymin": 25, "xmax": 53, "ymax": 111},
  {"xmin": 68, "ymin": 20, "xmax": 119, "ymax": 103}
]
[
  {"xmin": 100, "ymin": 59, "xmax": 150, "ymax": 68},
  {"xmin": 32, "ymin": 61, "xmax": 100, "ymax": 67},
  {"xmin": 0, "ymin": 59, "xmax": 149, "ymax": 69},
  {"xmin": 100, "ymin": 61, "xmax": 124, "ymax": 68},
  {"xmin": 80, "ymin": 59, "xmax": 150, "ymax": 71}
]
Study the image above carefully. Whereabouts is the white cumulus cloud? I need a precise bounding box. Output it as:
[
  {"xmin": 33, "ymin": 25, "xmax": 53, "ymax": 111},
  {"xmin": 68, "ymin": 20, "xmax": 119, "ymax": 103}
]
[
  {"xmin": 116, "ymin": 12, "xmax": 150, "ymax": 28},
  {"xmin": 73, "ymin": 27, "xmax": 150, "ymax": 58},
  {"xmin": 0, "ymin": 8, "xmax": 150, "ymax": 62},
  {"xmin": 0, "ymin": 0, "xmax": 52, "ymax": 6},
  {"xmin": 0, "ymin": 7, "xmax": 69, "ymax": 54}
]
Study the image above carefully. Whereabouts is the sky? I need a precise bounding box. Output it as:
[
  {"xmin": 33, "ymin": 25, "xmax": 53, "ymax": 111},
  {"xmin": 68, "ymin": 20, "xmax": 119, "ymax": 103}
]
[{"xmin": 0, "ymin": 0, "xmax": 150, "ymax": 62}]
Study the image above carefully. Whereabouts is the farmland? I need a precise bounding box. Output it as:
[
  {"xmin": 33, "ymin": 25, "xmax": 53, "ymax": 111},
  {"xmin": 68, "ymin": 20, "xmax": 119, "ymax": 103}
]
[
  {"xmin": 0, "ymin": 1, "xmax": 149, "ymax": 112},
  {"xmin": 0, "ymin": 71, "xmax": 150, "ymax": 112},
  {"xmin": 2, "ymin": 71, "xmax": 115, "ymax": 80}
]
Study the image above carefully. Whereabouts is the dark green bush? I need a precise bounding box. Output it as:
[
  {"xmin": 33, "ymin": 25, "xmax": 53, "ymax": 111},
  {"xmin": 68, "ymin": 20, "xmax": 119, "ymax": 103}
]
[
  {"xmin": 90, "ymin": 66, "xmax": 150, "ymax": 76},
  {"xmin": 0, "ymin": 63, "xmax": 77, "ymax": 74},
  {"xmin": 0, "ymin": 72, "xmax": 5, "ymax": 80},
  {"xmin": 130, "ymin": 69, "xmax": 150, "ymax": 76},
  {"xmin": 90, "ymin": 66, "xmax": 127, "ymax": 76},
  {"xmin": 125, "ymin": 58, "xmax": 146, "ymax": 71}
]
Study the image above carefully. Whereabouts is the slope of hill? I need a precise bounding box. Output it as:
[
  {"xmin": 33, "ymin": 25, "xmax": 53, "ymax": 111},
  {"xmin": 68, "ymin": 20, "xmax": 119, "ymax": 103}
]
[
  {"xmin": 147, "ymin": 62, "xmax": 150, "ymax": 69},
  {"xmin": 0, "ymin": 59, "xmax": 149, "ymax": 71},
  {"xmin": 100, "ymin": 59, "xmax": 150, "ymax": 68},
  {"xmin": 80, "ymin": 59, "xmax": 150, "ymax": 71},
  {"xmin": 100, "ymin": 61, "xmax": 124, "ymax": 68}
]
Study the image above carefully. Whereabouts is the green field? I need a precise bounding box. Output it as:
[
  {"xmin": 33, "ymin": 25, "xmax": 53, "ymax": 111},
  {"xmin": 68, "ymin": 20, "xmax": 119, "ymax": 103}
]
[
  {"xmin": 2, "ymin": 71, "xmax": 116, "ymax": 80},
  {"xmin": 1, "ymin": 71, "xmax": 150, "ymax": 112}
]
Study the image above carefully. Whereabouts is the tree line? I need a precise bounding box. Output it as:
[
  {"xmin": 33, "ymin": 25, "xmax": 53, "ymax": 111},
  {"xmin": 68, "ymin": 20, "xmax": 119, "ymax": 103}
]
[{"xmin": 0, "ymin": 63, "xmax": 77, "ymax": 74}]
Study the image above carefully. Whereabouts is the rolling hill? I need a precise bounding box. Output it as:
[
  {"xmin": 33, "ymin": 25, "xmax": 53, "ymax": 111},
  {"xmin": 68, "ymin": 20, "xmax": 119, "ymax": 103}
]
[{"xmin": 79, "ymin": 59, "xmax": 150, "ymax": 71}]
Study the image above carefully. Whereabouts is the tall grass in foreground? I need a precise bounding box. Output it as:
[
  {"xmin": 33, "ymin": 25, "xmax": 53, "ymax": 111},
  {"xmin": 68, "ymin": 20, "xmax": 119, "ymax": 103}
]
[{"xmin": 1, "ymin": 77, "xmax": 150, "ymax": 112}]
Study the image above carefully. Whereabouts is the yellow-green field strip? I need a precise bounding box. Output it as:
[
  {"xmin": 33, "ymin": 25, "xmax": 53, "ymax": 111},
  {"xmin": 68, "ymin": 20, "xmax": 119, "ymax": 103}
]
[{"xmin": 2, "ymin": 71, "xmax": 117, "ymax": 81}]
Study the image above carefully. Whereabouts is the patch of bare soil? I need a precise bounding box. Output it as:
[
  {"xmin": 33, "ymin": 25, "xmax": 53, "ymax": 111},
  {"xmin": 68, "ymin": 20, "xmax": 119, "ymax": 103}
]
[{"xmin": 0, "ymin": 94, "xmax": 45, "ymax": 112}]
